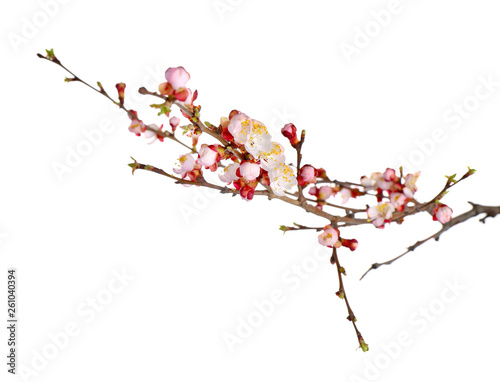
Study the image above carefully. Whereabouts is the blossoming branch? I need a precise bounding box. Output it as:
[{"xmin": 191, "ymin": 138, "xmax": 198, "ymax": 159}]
[{"xmin": 38, "ymin": 49, "xmax": 500, "ymax": 352}]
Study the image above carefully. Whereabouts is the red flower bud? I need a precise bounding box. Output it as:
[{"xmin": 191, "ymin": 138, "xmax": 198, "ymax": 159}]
[
  {"xmin": 228, "ymin": 109, "xmax": 240, "ymax": 120},
  {"xmin": 281, "ymin": 123, "xmax": 300, "ymax": 146},
  {"xmin": 316, "ymin": 168, "xmax": 327, "ymax": 179},
  {"xmin": 115, "ymin": 82, "xmax": 126, "ymax": 105},
  {"xmin": 158, "ymin": 82, "xmax": 174, "ymax": 96},
  {"xmin": 341, "ymin": 238, "xmax": 359, "ymax": 251}
]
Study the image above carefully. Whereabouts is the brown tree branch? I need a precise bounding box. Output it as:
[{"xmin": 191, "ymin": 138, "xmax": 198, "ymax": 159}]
[
  {"xmin": 331, "ymin": 246, "xmax": 369, "ymax": 352},
  {"xmin": 360, "ymin": 202, "xmax": 500, "ymax": 280}
]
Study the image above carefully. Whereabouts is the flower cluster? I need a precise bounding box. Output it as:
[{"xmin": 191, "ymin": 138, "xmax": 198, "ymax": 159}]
[
  {"xmin": 363, "ymin": 168, "xmax": 420, "ymax": 228},
  {"xmin": 125, "ymin": 66, "xmax": 456, "ymax": 255},
  {"xmin": 362, "ymin": 168, "xmax": 453, "ymax": 227},
  {"xmin": 221, "ymin": 112, "xmax": 298, "ymax": 199},
  {"xmin": 125, "ymin": 66, "xmax": 300, "ymax": 200}
]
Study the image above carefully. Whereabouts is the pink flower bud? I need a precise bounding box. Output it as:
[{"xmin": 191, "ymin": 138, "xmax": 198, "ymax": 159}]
[
  {"xmin": 197, "ymin": 144, "xmax": 220, "ymax": 167},
  {"xmin": 237, "ymin": 161, "xmax": 261, "ymax": 181},
  {"xmin": 383, "ymin": 168, "xmax": 397, "ymax": 182},
  {"xmin": 240, "ymin": 185, "xmax": 255, "ymax": 201},
  {"xmin": 281, "ymin": 123, "xmax": 299, "ymax": 146},
  {"xmin": 174, "ymin": 88, "xmax": 189, "ymax": 102},
  {"xmin": 297, "ymin": 165, "xmax": 317, "ymax": 186},
  {"xmin": 169, "ymin": 116, "xmax": 180, "ymax": 132},
  {"xmin": 158, "ymin": 82, "xmax": 173, "ymax": 96},
  {"xmin": 433, "ymin": 203, "xmax": 453, "ymax": 223},
  {"xmin": 165, "ymin": 66, "xmax": 190, "ymax": 90},
  {"xmin": 308, "ymin": 186, "xmax": 319, "ymax": 197}
]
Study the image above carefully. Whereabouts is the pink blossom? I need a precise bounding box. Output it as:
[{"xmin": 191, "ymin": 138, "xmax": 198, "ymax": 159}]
[
  {"xmin": 259, "ymin": 142, "xmax": 286, "ymax": 171},
  {"xmin": 433, "ymin": 203, "xmax": 453, "ymax": 223},
  {"xmin": 197, "ymin": 144, "xmax": 219, "ymax": 167},
  {"xmin": 165, "ymin": 66, "xmax": 190, "ymax": 90},
  {"xmin": 227, "ymin": 113, "xmax": 272, "ymax": 157},
  {"xmin": 219, "ymin": 163, "xmax": 240, "ymax": 183},
  {"xmin": 128, "ymin": 119, "xmax": 146, "ymax": 136},
  {"xmin": 268, "ymin": 162, "xmax": 297, "ymax": 196},
  {"xmin": 339, "ymin": 188, "xmax": 352, "ymax": 204},
  {"xmin": 228, "ymin": 113, "xmax": 252, "ymax": 146},
  {"xmin": 318, "ymin": 225, "xmax": 340, "ymax": 248},
  {"xmin": 360, "ymin": 172, "xmax": 392, "ymax": 191},
  {"xmin": 367, "ymin": 202, "xmax": 395, "ymax": 228},
  {"xmin": 318, "ymin": 185, "xmax": 333, "ymax": 200},
  {"xmin": 144, "ymin": 124, "xmax": 164, "ymax": 144},
  {"xmin": 173, "ymin": 153, "xmax": 195, "ymax": 176},
  {"xmin": 237, "ymin": 161, "xmax": 261, "ymax": 181},
  {"xmin": 245, "ymin": 119, "xmax": 272, "ymax": 158},
  {"xmin": 403, "ymin": 171, "xmax": 420, "ymax": 198},
  {"xmin": 390, "ymin": 192, "xmax": 407, "ymax": 212}
]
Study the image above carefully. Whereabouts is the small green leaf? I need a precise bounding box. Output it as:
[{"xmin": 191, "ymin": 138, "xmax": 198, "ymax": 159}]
[
  {"xmin": 128, "ymin": 157, "xmax": 139, "ymax": 175},
  {"xmin": 279, "ymin": 225, "xmax": 289, "ymax": 233},
  {"xmin": 360, "ymin": 340, "xmax": 369, "ymax": 352},
  {"xmin": 97, "ymin": 81, "xmax": 105, "ymax": 93},
  {"xmin": 445, "ymin": 174, "xmax": 457, "ymax": 184}
]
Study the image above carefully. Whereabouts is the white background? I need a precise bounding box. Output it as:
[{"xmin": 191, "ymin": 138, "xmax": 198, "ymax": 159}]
[{"xmin": 2, "ymin": 0, "xmax": 500, "ymax": 381}]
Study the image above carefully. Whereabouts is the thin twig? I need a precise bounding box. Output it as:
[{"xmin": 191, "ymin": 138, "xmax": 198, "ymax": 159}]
[
  {"xmin": 360, "ymin": 202, "xmax": 500, "ymax": 280},
  {"xmin": 331, "ymin": 246, "xmax": 368, "ymax": 352},
  {"xmin": 38, "ymin": 53, "xmax": 195, "ymax": 153}
]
